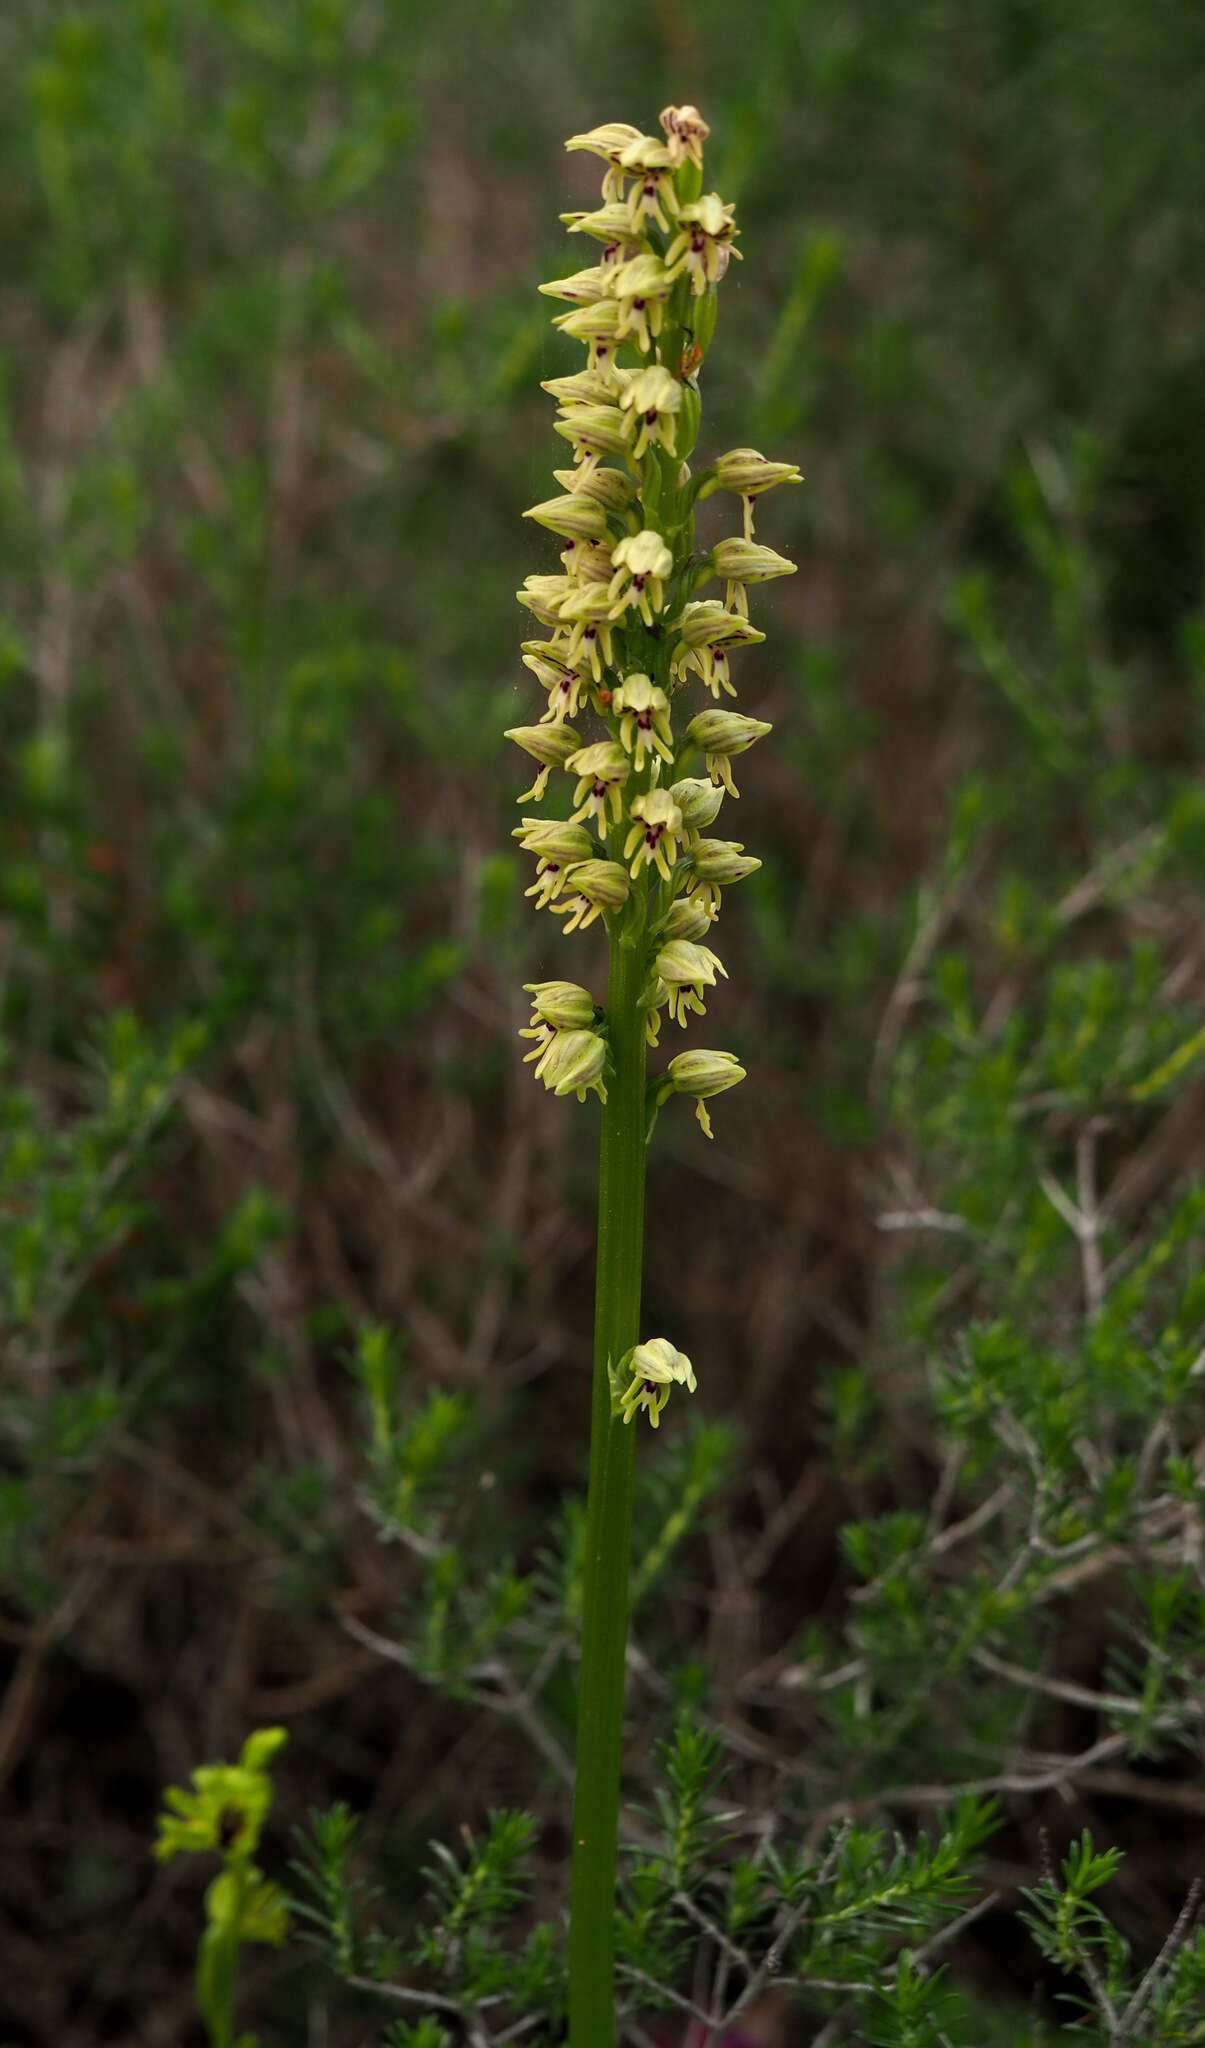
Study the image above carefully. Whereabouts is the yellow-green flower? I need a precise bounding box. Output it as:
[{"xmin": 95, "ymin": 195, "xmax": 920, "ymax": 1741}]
[
  {"xmin": 557, "ymin": 583, "xmax": 620, "ymax": 681},
  {"xmin": 623, "ymin": 787, "xmax": 683, "ymax": 882},
  {"xmin": 564, "ymin": 200, "xmax": 648, "ymax": 248},
  {"xmin": 612, "ymin": 671, "xmax": 674, "ymax": 767},
  {"xmin": 700, "ymin": 447, "xmax": 803, "ymax": 538},
  {"xmin": 532, "ymin": 1026, "xmax": 609, "ymax": 1104},
  {"xmin": 553, "ymin": 301, "xmax": 626, "ymax": 378},
  {"xmin": 537, "ymin": 264, "xmax": 610, "ymax": 305},
  {"xmin": 665, "ymin": 193, "xmax": 741, "ymax": 294},
  {"xmin": 564, "ymin": 121, "xmax": 648, "ymax": 201},
  {"xmin": 522, "ymin": 980, "xmax": 598, "ymax": 1031},
  {"xmin": 608, "ymin": 252, "xmax": 677, "ymax": 352},
  {"xmin": 542, "ymin": 367, "xmax": 632, "ymax": 409},
  {"xmin": 608, "ymin": 532, "xmax": 673, "ymax": 626},
  {"xmin": 651, "ymin": 938, "xmax": 727, "ymax": 1026},
  {"xmin": 618, "ymin": 365, "xmax": 682, "ymax": 460},
  {"xmin": 550, "ymin": 858, "xmax": 631, "ymax": 933},
  {"xmin": 669, "ymin": 599, "xmax": 766, "ymax": 696},
  {"xmin": 523, "ymin": 492, "xmax": 612, "ymax": 542},
  {"xmin": 553, "ymin": 464, "xmax": 638, "ymax": 514},
  {"xmin": 684, "ymin": 707, "xmax": 773, "ymax": 796},
  {"xmin": 566, "ymin": 739, "xmax": 632, "ymax": 831},
  {"xmin": 520, "ymin": 640, "xmax": 591, "ymax": 721},
  {"xmin": 505, "ymin": 720, "xmax": 582, "ymax": 801},
  {"xmin": 658, "ymin": 894, "xmax": 715, "ymax": 943},
  {"xmin": 617, "ymin": 133, "xmax": 678, "ymax": 232},
  {"xmin": 615, "ymin": 1337, "xmax": 696, "ymax": 1428},
  {"xmin": 155, "ymin": 1728, "xmax": 287, "ymax": 1863},
  {"xmin": 562, "ymin": 536, "xmax": 617, "ymax": 586},
  {"xmin": 551, "ymin": 397, "xmax": 634, "ymax": 467},
  {"xmin": 685, "ymin": 837, "xmax": 761, "ymax": 912},
  {"xmin": 709, "ymin": 536, "xmax": 796, "ymax": 617},
  {"xmin": 659, "ymin": 103, "xmax": 710, "ymax": 169},
  {"xmin": 516, "ymin": 573, "xmax": 573, "ymax": 628},
  {"xmin": 668, "ymin": 776, "xmax": 725, "ymax": 832},
  {"xmin": 660, "ymin": 1047, "xmax": 746, "ymax": 1138}
]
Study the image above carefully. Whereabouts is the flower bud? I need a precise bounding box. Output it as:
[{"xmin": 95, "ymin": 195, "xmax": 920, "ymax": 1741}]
[
  {"xmin": 523, "ymin": 493, "xmax": 612, "ymax": 541},
  {"xmin": 513, "ymin": 816, "xmax": 595, "ymax": 864},
  {"xmin": 688, "ymin": 838, "xmax": 760, "ymax": 883},
  {"xmin": 710, "ymin": 538, "xmax": 796, "ymax": 583},
  {"xmin": 523, "ymin": 981, "xmax": 598, "ymax": 1029},
  {"xmin": 552, "ymin": 403, "xmax": 633, "ymax": 461},
  {"xmin": 658, "ymin": 895, "xmax": 715, "ymax": 942},
  {"xmin": 609, "ymin": 535, "xmax": 673, "ymax": 627},
  {"xmin": 562, "ymin": 537, "xmax": 615, "ymax": 585},
  {"xmin": 707, "ymin": 447, "xmax": 803, "ymax": 497},
  {"xmin": 541, "ymin": 368, "xmax": 629, "ymax": 408},
  {"xmin": 537, "ymin": 266, "xmax": 609, "ymax": 305},
  {"xmin": 618, "ymin": 365, "xmax": 682, "ymax": 459},
  {"xmin": 659, "ymin": 105, "xmax": 710, "ymax": 170},
  {"xmin": 565, "ymin": 121, "xmax": 645, "ymax": 164},
  {"xmin": 564, "ymin": 202, "xmax": 647, "ymax": 246},
  {"xmin": 553, "ymin": 466, "xmax": 638, "ymax": 514},
  {"xmin": 671, "ymin": 600, "xmax": 767, "ymax": 649},
  {"xmin": 654, "ymin": 939, "xmax": 726, "ymax": 989},
  {"xmin": 565, "ymin": 740, "xmax": 631, "ymax": 830},
  {"xmin": 516, "ymin": 573, "xmax": 572, "ymax": 625},
  {"xmin": 609, "ymin": 253, "xmax": 677, "ymax": 351},
  {"xmin": 669, "ymin": 777, "xmax": 725, "ymax": 831}
]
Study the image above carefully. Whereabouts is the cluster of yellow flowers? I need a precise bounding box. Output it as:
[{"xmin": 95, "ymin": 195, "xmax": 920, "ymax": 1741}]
[{"xmin": 510, "ymin": 108, "xmax": 801, "ymax": 1421}]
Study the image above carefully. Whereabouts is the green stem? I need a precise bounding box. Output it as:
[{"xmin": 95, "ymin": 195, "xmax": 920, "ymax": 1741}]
[{"xmin": 568, "ymin": 917, "xmax": 648, "ymax": 2048}]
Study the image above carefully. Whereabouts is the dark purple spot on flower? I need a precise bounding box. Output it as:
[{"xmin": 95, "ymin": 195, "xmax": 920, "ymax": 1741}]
[{"xmin": 645, "ymin": 409, "xmax": 658, "ymax": 425}]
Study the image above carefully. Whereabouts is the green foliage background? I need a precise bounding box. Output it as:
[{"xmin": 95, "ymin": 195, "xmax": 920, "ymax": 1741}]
[{"xmin": 1, "ymin": 1, "xmax": 1203, "ymax": 2042}]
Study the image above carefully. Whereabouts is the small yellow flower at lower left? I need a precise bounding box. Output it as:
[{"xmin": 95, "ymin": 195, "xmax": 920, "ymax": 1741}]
[{"xmin": 155, "ymin": 1727, "xmax": 287, "ymax": 1863}]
